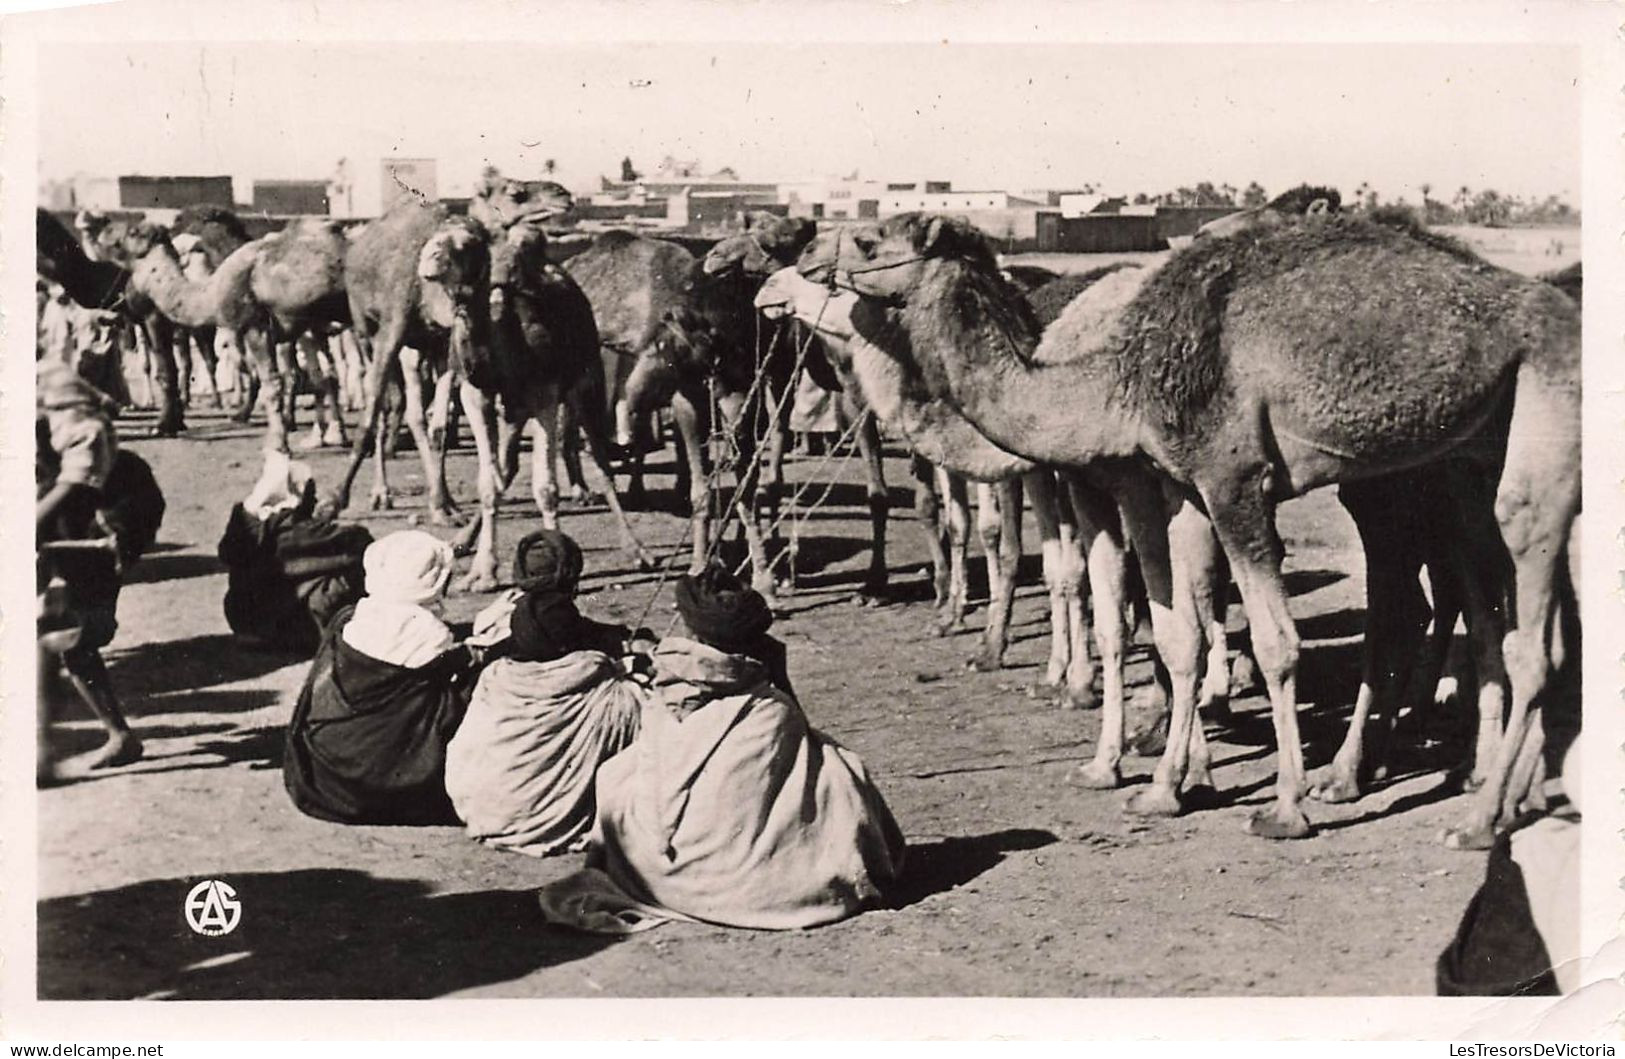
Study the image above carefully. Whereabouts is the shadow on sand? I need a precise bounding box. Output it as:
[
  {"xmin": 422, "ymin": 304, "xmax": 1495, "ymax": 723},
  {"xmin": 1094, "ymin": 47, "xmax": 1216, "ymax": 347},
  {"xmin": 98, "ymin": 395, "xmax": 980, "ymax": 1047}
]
[
  {"xmin": 105, "ymin": 635, "xmax": 306, "ymax": 698},
  {"xmin": 888, "ymin": 828, "xmax": 1058, "ymax": 911},
  {"xmin": 39, "ymin": 868, "xmax": 617, "ymax": 999}
]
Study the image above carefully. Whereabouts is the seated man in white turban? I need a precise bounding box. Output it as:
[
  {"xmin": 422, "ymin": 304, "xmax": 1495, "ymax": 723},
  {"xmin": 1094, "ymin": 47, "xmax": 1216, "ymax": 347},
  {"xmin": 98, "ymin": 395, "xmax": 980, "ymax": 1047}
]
[{"xmin": 283, "ymin": 530, "xmax": 484, "ymax": 825}]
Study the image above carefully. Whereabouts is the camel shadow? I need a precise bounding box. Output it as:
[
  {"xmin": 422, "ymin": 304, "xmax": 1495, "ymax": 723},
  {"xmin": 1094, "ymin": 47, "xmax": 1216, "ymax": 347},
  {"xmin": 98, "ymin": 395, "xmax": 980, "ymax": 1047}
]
[
  {"xmin": 887, "ymin": 828, "xmax": 1058, "ymax": 910},
  {"xmin": 123, "ymin": 551, "xmax": 225, "ymax": 585},
  {"xmin": 38, "ymin": 868, "xmax": 616, "ymax": 999},
  {"xmin": 105, "ymin": 635, "xmax": 306, "ymax": 698}
]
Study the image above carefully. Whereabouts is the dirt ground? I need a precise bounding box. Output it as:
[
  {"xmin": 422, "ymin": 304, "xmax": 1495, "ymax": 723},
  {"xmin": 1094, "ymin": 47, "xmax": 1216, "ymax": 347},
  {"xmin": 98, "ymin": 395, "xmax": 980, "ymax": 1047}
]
[{"xmin": 37, "ymin": 233, "xmax": 1578, "ymax": 1001}]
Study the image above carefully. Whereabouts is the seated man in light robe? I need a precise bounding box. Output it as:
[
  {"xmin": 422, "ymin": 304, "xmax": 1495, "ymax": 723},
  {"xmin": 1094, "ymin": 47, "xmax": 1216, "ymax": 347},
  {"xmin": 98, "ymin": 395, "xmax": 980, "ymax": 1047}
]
[
  {"xmin": 539, "ymin": 564, "xmax": 906, "ymax": 932},
  {"xmin": 445, "ymin": 529, "xmax": 651, "ymax": 857}
]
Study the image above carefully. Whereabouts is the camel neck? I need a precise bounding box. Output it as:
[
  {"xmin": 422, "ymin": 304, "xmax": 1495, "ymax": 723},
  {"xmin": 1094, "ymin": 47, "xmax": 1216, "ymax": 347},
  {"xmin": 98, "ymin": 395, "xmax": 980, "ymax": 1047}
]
[
  {"xmin": 894, "ymin": 261, "xmax": 1140, "ymax": 467},
  {"xmin": 131, "ymin": 245, "xmax": 218, "ymax": 328}
]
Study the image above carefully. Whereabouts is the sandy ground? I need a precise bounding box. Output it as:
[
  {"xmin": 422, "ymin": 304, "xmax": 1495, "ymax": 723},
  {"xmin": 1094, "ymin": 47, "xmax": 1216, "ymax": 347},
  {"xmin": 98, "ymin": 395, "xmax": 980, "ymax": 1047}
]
[{"xmin": 37, "ymin": 233, "xmax": 1579, "ymax": 1001}]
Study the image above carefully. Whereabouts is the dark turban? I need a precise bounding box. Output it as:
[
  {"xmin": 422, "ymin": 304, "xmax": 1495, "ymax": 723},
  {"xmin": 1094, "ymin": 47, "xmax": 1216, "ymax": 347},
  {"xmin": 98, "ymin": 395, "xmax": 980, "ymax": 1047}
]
[
  {"xmin": 513, "ymin": 528, "xmax": 583, "ymax": 595},
  {"xmin": 674, "ymin": 564, "xmax": 773, "ymax": 650},
  {"xmin": 509, "ymin": 588, "xmax": 631, "ymax": 664}
]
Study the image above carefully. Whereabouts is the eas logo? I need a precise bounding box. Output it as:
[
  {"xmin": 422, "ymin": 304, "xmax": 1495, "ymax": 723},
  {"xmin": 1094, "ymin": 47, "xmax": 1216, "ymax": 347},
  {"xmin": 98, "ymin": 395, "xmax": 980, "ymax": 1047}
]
[{"xmin": 184, "ymin": 880, "xmax": 242, "ymax": 936}]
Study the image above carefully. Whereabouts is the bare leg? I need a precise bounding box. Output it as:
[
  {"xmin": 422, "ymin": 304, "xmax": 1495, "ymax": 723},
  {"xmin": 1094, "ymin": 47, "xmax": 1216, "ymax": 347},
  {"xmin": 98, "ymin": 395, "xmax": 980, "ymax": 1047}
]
[
  {"xmin": 671, "ymin": 391, "xmax": 711, "ymax": 574},
  {"xmin": 56, "ymin": 647, "xmax": 142, "ymax": 770}
]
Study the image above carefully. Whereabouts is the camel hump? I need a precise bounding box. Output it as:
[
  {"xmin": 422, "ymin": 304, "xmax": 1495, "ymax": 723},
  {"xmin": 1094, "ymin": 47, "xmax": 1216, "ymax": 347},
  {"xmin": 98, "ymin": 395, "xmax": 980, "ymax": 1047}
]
[{"xmin": 1033, "ymin": 266, "xmax": 1152, "ymax": 365}]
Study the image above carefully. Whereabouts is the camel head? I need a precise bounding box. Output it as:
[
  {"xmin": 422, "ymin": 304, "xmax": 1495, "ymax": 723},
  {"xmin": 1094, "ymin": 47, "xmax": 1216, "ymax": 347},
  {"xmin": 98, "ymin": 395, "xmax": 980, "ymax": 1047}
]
[
  {"xmin": 1198, "ymin": 184, "xmax": 1341, "ymax": 241},
  {"xmin": 471, "ymin": 171, "xmax": 573, "ymax": 232},
  {"xmin": 486, "ymin": 222, "xmax": 551, "ymax": 323},
  {"xmin": 416, "ymin": 217, "xmax": 491, "ymax": 330},
  {"xmin": 622, "ymin": 305, "xmax": 723, "ymax": 416},
  {"xmin": 100, "ymin": 219, "xmax": 174, "ymax": 269},
  {"xmin": 798, "ymin": 212, "xmax": 1000, "ymax": 306},
  {"xmin": 753, "ymin": 266, "xmax": 859, "ymax": 344},
  {"xmin": 702, "ymin": 213, "xmax": 817, "ymax": 278}
]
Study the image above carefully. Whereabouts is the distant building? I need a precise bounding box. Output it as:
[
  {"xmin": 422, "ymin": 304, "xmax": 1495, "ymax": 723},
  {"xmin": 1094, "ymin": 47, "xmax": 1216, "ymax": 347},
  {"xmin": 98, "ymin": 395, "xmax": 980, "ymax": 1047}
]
[
  {"xmin": 381, "ymin": 158, "xmax": 438, "ymax": 212},
  {"xmin": 1057, "ymin": 193, "xmax": 1127, "ymax": 218},
  {"xmin": 779, "ymin": 178, "xmax": 886, "ymax": 221},
  {"xmin": 118, "ymin": 175, "xmax": 234, "ymax": 210},
  {"xmin": 252, "ymin": 179, "xmax": 329, "ymax": 215},
  {"xmin": 879, "ymin": 189, "xmax": 1041, "ymax": 215}
]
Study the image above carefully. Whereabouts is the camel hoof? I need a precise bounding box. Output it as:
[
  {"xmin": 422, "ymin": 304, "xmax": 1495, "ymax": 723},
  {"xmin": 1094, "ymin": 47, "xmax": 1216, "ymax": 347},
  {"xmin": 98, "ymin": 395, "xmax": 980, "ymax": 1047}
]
[
  {"xmin": 230, "ymin": 405, "xmax": 255, "ymax": 424},
  {"xmin": 1245, "ymin": 805, "xmax": 1313, "ymax": 840},
  {"xmin": 1124, "ymin": 785, "xmax": 1183, "ymax": 818},
  {"xmin": 966, "ymin": 646, "xmax": 1004, "ymax": 673},
  {"xmin": 1058, "ymin": 685, "xmax": 1100, "ymax": 712},
  {"xmin": 368, "ymin": 491, "xmax": 394, "ymax": 512},
  {"xmin": 1229, "ymin": 653, "xmax": 1261, "ymax": 697},
  {"xmin": 1124, "ymin": 723, "xmax": 1168, "ymax": 758},
  {"xmin": 148, "ymin": 422, "xmax": 185, "ymax": 439},
  {"xmin": 1198, "ymin": 693, "xmax": 1234, "ymax": 726},
  {"xmin": 423, "ymin": 507, "xmax": 461, "ymax": 527},
  {"xmin": 1441, "ymin": 823, "xmax": 1495, "ymax": 851},
  {"xmin": 1067, "ymin": 759, "xmax": 1121, "ymax": 790},
  {"xmin": 633, "ymin": 551, "xmax": 657, "ymax": 573},
  {"xmin": 934, "ymin": 613, "xmax": 966, "ymax": 637},
  {"xmin": 313, "ymin": 495, "xmax": 345, "ymax": 521},
  {"xmin": 1307, "ymin": 768, "xmax": 1362, "ymax": 804},
  {"xmin": 1461, "ymin": 772, "xmax": 1488, "ymax": 794},
  {"xmin": 85, "ymin": 731, "xmax": 144, "ymax": 770}
]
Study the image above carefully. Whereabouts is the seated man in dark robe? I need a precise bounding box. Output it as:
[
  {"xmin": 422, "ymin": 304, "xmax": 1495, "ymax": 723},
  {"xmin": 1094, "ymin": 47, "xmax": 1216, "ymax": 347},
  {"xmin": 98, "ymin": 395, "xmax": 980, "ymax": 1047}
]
[
  {"xmin": 283, "ymin": 530, "xmax": 485, "ymax": 826},
  {"xmin": 218, "ymin": 451, "xmax": 372, "ymax": 655}
]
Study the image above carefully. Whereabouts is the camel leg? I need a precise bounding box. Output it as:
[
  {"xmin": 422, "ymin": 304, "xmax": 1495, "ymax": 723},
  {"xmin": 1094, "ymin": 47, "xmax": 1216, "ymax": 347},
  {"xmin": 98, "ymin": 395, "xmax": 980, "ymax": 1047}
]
[
  {"xmin": 328, "ymin": 313, "xmax": 408, "ymax": 514},
  {"xmin": 242, "ymin": 327, "xmax": 289, "ymax": 456},
  {"xmin": 525, "ymin": 395, "xmax": 562, "ymax": 531},
  {"xmin": 1198, "ymin": 471, "xmax": 1311, "ymax": 839},
  {"xmin": 912, "ymin": 456, "xmax": 953, "ymax": 608},
  {"xmin": 314, "ymin": 334, "xmax": 348, "ymax": 447},
  {"xmin": 195, "ymin": 325, "xmax": 226, "ymax": 410},
  {"xmin": 672, "ymin": 391, "xmax": 712, "ymax": 574},
  {"xmin": 1441, "ymin": 469, "xmax": 1512, "ymax": 793},
  {"xmin": 1066, "ymin": 475, "xmax": 1135, "ymax": 789},
  {"xmin": 455, "ymin": 380, "xmax": 501, "ymax": 592},
  {"xmin": 935, "ymin": 468, "xmax": 971, "ymax": 635},
  {"xmin": 397, "ymin": 348, "xmax": 455, "ymax": 523},
  {"xmin": 558, "ymin": 401, "xmax": 591, "ymax": 503},
  {"xmin": 143, "ymin": 313, "xmax": 184, "ymax": 437},
  {"xmin": 852, "ymin": 403, "xmax": 891, "ymax": 604},
  {"xmin": 1028, "ymin": 471, "xmax": 1073, "ymax": 693},
  {"xmin": 972, "ymin": 478, "xmax": 1023, "ymax": 671},
  {"xmin": 570, "ymin": 398, "xmax": 657, "ymax": 572},
  {"xmin": 1199, "ymin": 547, "xmax": 1236, "ymax": 719},
  {"xmin": 1445, "ymin": 369, "xmax": 1579, "ymax": 849},
  {"xmin": 172, "ymin": 331, "xmax": 194, "ymax": 410},
  {"xmin": 1311, "ymin": 479, "xmax": 1430, "ymax": 803},
  {"xmin": 1118, "ymin": 474, "xmax": 1206, "ymax": 819}
]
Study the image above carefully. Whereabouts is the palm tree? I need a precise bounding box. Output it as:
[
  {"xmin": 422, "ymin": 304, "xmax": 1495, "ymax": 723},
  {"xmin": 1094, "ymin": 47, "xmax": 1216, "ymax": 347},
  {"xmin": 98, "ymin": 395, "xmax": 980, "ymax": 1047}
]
[{"xmin": 543, "ymin": 158, "xmax": 557, "ymax": 177}]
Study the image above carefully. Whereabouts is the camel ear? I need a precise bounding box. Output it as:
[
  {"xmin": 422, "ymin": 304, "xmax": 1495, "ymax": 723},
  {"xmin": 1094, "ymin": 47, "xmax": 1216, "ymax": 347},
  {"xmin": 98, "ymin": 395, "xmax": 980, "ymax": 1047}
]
[{"xmin": 919, "ymin": 216, "xmax": 948, "ymax": 254}]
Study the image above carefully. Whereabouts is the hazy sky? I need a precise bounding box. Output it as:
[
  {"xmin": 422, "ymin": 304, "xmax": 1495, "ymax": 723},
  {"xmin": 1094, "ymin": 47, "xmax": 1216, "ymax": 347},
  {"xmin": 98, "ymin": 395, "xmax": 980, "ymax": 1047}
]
[{"xmin": 37, "ymin": 41, "xmax": 1579, "ymax": 213}]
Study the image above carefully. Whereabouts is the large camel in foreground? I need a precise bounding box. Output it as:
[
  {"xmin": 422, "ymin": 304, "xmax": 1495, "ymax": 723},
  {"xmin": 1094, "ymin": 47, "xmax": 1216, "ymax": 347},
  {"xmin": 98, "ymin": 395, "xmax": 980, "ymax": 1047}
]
[
  {"xmin": 805, "ymin": 212, "xmax": 1579, "ymax": 846},
  {"xmin": 754, "ymin": 263, "xmax": 1235, "ymax": 784}
]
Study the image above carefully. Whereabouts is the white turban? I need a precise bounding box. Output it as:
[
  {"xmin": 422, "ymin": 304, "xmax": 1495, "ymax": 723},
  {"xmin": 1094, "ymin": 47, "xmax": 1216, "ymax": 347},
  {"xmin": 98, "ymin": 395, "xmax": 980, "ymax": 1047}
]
[{"xmin": 363, "ymin": 530, "xmax": 455, "ymax": 605}]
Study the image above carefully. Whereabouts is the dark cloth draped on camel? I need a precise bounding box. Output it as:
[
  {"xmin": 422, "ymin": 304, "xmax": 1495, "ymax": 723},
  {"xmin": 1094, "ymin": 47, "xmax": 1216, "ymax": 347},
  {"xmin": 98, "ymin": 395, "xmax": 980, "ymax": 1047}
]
[
  {"xmin": 509, "ymin": 590, "xmax": 629, "ymax": 664},
  {"xmin": 218, "ymin": 504, "xmax": 372, "ymax": 654},
  {"xmin": 283, "ymin": 607, "xmax": 476, "ymax": 825},
  {"xmin": 444, "ymin": 647, "xmax": 647, "ymax": 857},
  {"xmin": 538, "ymin": 637, "xmax": 905, "ymax": 932}
]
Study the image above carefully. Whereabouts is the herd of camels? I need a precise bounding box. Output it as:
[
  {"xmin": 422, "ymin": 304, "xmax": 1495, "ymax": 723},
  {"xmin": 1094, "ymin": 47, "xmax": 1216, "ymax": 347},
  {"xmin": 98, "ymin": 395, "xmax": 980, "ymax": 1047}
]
[{"xmin": 35, "ymin": 175, "xmax": 1581, "ymax": 852}]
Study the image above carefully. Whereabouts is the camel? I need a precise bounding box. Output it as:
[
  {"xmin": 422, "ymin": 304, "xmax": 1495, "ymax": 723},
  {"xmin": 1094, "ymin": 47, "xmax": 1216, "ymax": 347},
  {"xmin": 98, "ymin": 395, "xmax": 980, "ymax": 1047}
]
[
  {"xmin": 566, "ymin": 230, "xmax": 800, "ymax": 592},
  {"xmin": 697, "ymin": 213, "xmax": 898, "ymax": 602},
  {"xmin": 39, "ymin": 209, "xmax": 183, "ymax": 437},
  {"xmin": 803, "ymin": 212, "xmax": 1579, "ymax": 846},
  {"xmin": 327, "ymin": 195, "xmax": 493, "ymax": 523},
  {"xmin": 87, "ymin": 216, "xmax": 350, "ymax": 456},
  {"xmin": 755, "ymin": 262, "xmax": 1234, "ymax": 784},
  {"xmin": 458, "ymin": 205, "xmax": 655, "ymax": 588}
]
